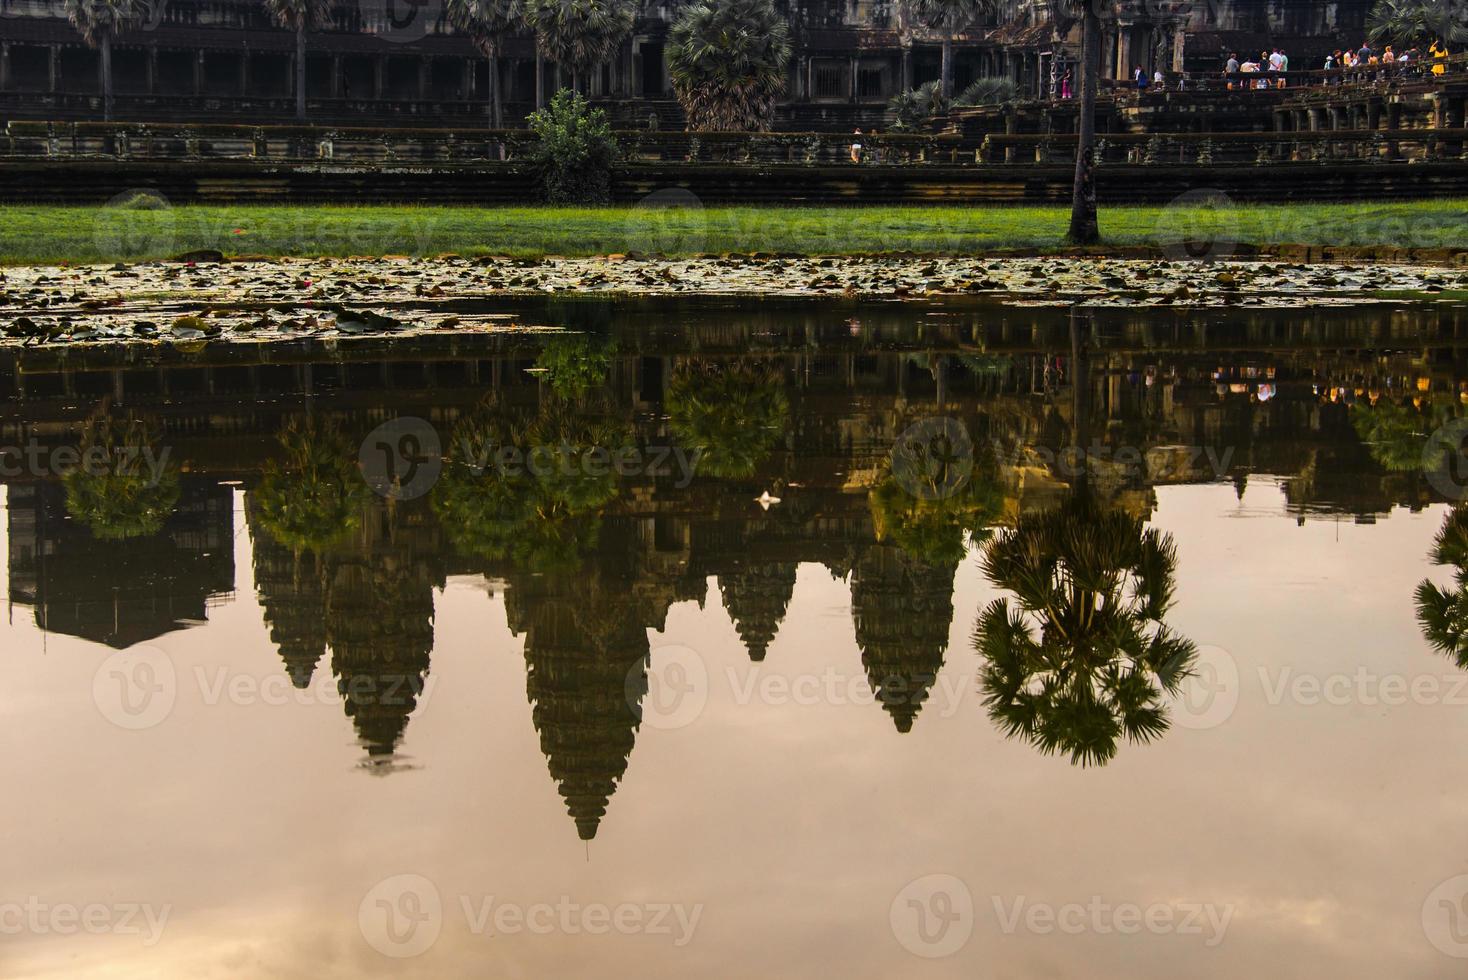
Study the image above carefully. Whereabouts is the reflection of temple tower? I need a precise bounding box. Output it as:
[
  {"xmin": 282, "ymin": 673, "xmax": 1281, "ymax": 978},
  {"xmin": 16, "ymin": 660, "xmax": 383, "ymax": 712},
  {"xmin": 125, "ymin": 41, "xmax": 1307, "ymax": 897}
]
[
  {"xmin": 244, "ymin": 490, "xmax": 444, "ymax": 770},
  {"xmin": 6, "ymin": 480, "xmax": 234, "ymax": 647},
  {"xmin": 718, "ymin": 562, "xmax": 797, "ymax": 662},
  {"xmin": 325, "ymin": 503, "xmax": 440, "ymax": 769},
  {"xmin": 245, "ymin": 493, "xmax": 327, "ymax": 688},
  {"xmin": 850, "ymin": 546, "xmax": 958, "ymax": 733},
  {"xmin": 510, "ymin": 571, "xmax": 650, "ymax": 841}
]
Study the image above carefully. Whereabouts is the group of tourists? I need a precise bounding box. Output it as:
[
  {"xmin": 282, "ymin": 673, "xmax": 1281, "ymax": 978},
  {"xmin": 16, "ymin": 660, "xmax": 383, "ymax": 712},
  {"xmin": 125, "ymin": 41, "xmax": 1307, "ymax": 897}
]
[
  {"xmin": 1224, "ymin": 49, "xmax": 1294, "ymax": 89},
  {"xmin": 1223, "ymin": 38, "xmax": 1452, "ymax": 90}
]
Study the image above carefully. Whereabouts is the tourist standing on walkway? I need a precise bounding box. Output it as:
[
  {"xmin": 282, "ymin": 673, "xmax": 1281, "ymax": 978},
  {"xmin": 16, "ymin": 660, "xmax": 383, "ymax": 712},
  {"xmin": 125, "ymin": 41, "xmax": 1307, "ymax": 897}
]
[
  {"xmin": 1226, "ymin": 53, "xmax": 1240, "ymax": 89},
  {"xmin": 1061, "ymin": 69, "xmax": 1072, "ymax": 99},
  {"xmin": 1431, "ymin": 40, "xmax": 1449, "ymax": 76},
  {"xmin": 850, "ymin": 129, "xmax": 863, "ymax": 164}
]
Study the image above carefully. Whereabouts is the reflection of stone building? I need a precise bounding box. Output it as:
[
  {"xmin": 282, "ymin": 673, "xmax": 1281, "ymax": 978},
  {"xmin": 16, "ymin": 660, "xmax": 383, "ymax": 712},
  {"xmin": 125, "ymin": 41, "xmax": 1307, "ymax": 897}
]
[
  {"xmin": 718, "ymin": 561, "xmax": 798, "ymax": 662},
  {"xmin": 246, "ymin": 494, "xmax": 328, "ymax": 687},
  {"xmin": 6, "ymin": 480, "xmax": 234, "ymax": 648},
  {"xmin": 246, "ymin": 490, "xmax": 446, "ymax": 768},
  {"xmin": 0, "ymin": 0, "xmax": 1372, "ymax": 126},
  {"xmin": 850, "ymin": 545, "xmax": 956, "ymax": 733},
  {"xmin": 507, "ymin": 566, "xmax": 656, "ymax": 841}
]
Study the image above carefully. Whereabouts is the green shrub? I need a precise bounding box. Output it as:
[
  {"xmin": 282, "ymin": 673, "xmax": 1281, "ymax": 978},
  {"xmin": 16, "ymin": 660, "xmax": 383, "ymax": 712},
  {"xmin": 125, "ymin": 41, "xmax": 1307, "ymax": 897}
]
[
  {"xmin": 955, "ymin": 76, "xmax": 1019, "ymax": 107},
  {"xmin": 525, "ymin": 90, "xmax": 619, "ymax": 205},
  {"xmin": 886, "ymin": 82, "xmax": 948, "ymax": 132}
]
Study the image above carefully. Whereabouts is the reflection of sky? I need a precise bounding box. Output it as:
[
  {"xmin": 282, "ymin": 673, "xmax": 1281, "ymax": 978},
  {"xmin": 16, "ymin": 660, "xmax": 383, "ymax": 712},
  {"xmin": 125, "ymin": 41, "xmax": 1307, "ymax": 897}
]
[{"xmin": 1, "ymin": 484, "xmax": 1466, "ymax": 978}]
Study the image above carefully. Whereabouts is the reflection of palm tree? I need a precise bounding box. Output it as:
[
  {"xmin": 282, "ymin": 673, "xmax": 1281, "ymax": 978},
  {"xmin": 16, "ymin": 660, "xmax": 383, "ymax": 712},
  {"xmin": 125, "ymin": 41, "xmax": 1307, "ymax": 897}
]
[
  {"xmin": 1350, "ymin": 398, "xmax": 1442, "ymax": 473},
  {"xmin": 1416, "ymin": 507, "xmax": 1468, "ymax": 668},
  {"xmin": 254, "ymin": 417, "xmax": 369, "ymax": 557},
  {"xmin": 432, "ymin": 396, "xmax": 626, "ymax": 574},
  {"xmin": 975, "ymin": 489, "xmax": 1196, "ymax": 766},
  {"xmin": 868, "ymin": 470, "xmax": 1002, "ymax": 568},
  {"xmin": 63, "ymin": 411, "xmax": 181, "ymax": 541},
  {"xmin": 667, "ymin": 364, "xmax": 789, "ymax": 480},
  {"xmin": 535, "ymin": 334, "xmax": 615, "ymax": 401}
]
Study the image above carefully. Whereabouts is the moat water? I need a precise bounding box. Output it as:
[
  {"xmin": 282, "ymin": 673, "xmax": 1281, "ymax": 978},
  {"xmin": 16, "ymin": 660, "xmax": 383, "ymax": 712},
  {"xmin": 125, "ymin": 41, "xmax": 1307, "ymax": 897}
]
[{"xmin": 3, "ymin": 296, "xmax": 1468, "ymax": 977}]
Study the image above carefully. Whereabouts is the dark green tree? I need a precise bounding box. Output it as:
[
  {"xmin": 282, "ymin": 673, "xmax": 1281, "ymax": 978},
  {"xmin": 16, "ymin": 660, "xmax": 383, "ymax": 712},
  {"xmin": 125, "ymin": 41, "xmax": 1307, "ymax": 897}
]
[
  {"xmin": 1416, "ymin": 507, "xmax": 1468, "ymax": 668},
  {"xmin": 667, "ymin": 0, "xmax": 793, "ymax": 132}
]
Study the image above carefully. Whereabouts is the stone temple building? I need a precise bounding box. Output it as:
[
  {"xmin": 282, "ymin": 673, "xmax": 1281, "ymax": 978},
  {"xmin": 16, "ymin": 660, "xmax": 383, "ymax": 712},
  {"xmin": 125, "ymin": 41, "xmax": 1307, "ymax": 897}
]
[{"xmin": 0, "ymin": 0, "xmax": 1374, "ymax": 128}]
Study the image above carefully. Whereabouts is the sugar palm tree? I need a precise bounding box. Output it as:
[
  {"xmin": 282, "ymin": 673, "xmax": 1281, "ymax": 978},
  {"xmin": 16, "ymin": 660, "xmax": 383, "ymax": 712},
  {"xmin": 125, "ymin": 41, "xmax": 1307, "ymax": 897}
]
[
  {"xmin": 523, "ymin": 0, "xmax": 635, "ymax": 94},
  {"xmin": 900, "ymin": 0, "xmax": 991, "ymax": 99},
  {"xmin": 667, "ymin": 0, "xmax": 793, "ymax": 132},
  {"xmin": 1050, "ymin": 0, "xmax": 1102, "ymax": 243},
  {"xmin": 1415, "ymin": 507, "xmax": 1468, "ymax": 668},
  {"xmin": 974, "ymin": 488, "xmax": 1197, "ymax": 766},
  {"xmin": 264, "ymin": 0, "xmax": 331, "ymax": 122},
  {"xmin": 63, "ymin": 0, "xmax": 146, "ymax": 122},
  {"xmin": 1368, "ymin": 0, "xmax": 1467, "ymax": 48},
  {"xmin": 445, "ymin": 0, "xmax": 524, "ymax": 128}
]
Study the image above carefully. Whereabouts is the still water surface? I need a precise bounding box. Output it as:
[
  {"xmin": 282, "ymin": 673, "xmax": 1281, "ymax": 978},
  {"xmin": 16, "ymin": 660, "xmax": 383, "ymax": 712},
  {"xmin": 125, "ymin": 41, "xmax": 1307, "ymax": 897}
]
[{"xmin": 3, "ymin": 298, "xmax": 1468, "ymax": 977}]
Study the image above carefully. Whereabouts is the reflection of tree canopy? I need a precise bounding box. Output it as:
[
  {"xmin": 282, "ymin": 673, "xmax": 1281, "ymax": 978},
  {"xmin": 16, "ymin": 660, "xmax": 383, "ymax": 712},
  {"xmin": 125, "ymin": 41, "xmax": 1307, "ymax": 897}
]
[
  {"xmin": 254, "ymin": 417, "xmax": 369, "ymax": 555},
  {"xmin": 975, "ymin": 490, "xmax": 1197, "ymax": 767},
  {"xmin": 667, "ymin": 363, "xmax": 789, "ymax": 480},
  {"xmin": 1415, "ymin": 506, "xmax": 1468, "ymax": 669},
  {"xmin": 63, "ymin": 411, "xmax": 181, "ymax": 541},
  {"xmin": 868, "ymin": 467, "xmax": 1003, "ymax": 567},
  {"xmin": 432, "ymin": 396, "xmax": 629, "ymax": 574},
  {"xmin": 1350, "ymin": 397, "xmax": 1455, "ymax": 473},
  {"xmin": 535, "ymin": 334, "xmax": 615, "ymax": 401}
]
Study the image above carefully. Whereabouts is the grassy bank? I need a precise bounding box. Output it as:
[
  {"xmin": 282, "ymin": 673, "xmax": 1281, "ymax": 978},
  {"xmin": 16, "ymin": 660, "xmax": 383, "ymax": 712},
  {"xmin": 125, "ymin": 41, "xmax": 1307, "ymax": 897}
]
[{"xmin": 0, "ymin": 201, "xmax": 1464, "ymax": 264}]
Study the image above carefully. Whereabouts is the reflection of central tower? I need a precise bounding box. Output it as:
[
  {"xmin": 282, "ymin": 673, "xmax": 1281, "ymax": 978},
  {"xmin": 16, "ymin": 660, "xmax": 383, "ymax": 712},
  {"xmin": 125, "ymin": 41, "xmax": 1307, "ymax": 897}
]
[
  {"xmin": 850, "ymin": 545, "xmax": 958, "ymax": 733},
  {"xmin": 718, "ymin": 561, "xmax": 797, "ymax": 662},
  {"xmin": 510, "ymin": 571, "xmax": 650, "ymax": 841}
]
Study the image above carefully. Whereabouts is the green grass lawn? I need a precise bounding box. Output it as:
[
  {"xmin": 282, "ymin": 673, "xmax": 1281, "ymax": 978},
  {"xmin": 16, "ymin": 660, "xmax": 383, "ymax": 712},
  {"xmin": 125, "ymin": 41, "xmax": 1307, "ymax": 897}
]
[{"xmin": 1, "ymin": 201, "xmax": 1464, "ymax": 265}]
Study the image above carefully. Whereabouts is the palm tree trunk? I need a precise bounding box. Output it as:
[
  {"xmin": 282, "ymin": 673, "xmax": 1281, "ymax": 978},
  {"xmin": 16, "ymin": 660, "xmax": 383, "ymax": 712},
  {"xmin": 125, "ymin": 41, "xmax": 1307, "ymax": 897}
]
[
  {"xmin": 941, "ymin": 37, "xmax": 953, "ymax": 100},
  {"xmin": 1067, "ymin": 8, "xmax": 1100, "ymax": 244},
  {"xmin": 101, "ymin": 33, "xmax": 114, "ymax": 122},
  {"xmin": 488, "ymin": 49, "xmax": 501, "ymax": 128},
  {"xmin": 1070, "ymin": 306, "xmax": 1091, "ymax": 483},
  {"xmin": 295, "ymin": 25, "xmax": 307, "ymax": 122}
]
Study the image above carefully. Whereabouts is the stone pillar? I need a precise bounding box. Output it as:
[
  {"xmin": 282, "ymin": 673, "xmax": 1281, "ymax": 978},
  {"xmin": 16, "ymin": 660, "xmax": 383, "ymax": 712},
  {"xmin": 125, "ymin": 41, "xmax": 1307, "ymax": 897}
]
[
  {"xmin": 900, "ymin": 48, "xmax": 912, "ymax": 93},
  {"xmin": 849, "ymin": 56, "xmax": 858, "ymax": 102},
  {"xmin": 461, "ymin": 58, "xmax": 473, "ymax": 100},
  {"xmin": 48, "ymin": 45, "xmax": 59, "ymax": 93},
  {"xmin": 147, "ymin": 47, "xmax": 157, "ymax": 93},
  {"xmin": 535, "ymin": 51, "xmax": 544, "ymax": 107},
  {"xmin": 0, "ymin": 43, "xmax": 10, "ymax": 91},
  {"xmin": 238, "ymin": 49, "xmax": 250, "ymax": 95},
  {"xmin": 193, "ymin": 50, "xmax": 204, "ymax": 94},
  {"xmin": 331, "ymin": 55, "xmax": 342, "ymax": 97},
  {"xmin": 418, "ymin": 56, "xmax": 430, "ymax": 99},
  {"xmin": 372, "ymin": 56, "xmax": 384, "ymax": 99}
]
